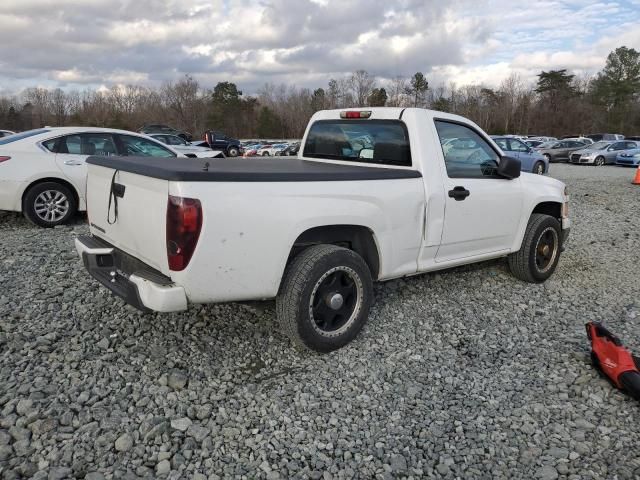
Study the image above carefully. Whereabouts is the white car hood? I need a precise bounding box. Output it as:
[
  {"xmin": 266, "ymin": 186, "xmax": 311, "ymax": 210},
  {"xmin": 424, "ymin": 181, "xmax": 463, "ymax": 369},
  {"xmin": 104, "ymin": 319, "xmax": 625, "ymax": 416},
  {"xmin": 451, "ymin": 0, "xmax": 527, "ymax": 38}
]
[{"xmin": 173, "ymin": 145, "xmax": 223, "ymax": 158}]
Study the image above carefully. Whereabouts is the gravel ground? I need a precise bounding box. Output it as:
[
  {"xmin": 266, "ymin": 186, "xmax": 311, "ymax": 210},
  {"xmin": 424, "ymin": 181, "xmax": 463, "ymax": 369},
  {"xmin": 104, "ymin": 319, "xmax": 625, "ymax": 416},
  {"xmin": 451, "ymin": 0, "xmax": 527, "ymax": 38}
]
[{"xmin": 1, "ymin": 163, "xmax": 639, "ymax": 479}]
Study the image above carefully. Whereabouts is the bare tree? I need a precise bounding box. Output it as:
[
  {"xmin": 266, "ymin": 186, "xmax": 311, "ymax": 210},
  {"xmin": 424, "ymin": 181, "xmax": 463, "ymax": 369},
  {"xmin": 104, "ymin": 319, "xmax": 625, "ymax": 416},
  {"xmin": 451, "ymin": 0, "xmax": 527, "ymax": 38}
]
[{"xmin": 349, "ymin": 70, "xmax": 376, "ymax": 106}]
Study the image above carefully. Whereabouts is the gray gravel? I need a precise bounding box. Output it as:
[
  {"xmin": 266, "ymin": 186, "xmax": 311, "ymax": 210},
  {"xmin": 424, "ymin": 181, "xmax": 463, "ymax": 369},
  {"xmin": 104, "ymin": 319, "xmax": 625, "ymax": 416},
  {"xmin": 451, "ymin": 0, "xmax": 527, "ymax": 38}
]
[{"xmin": 1, "ymin": 163, "xmax": 639, "ymax": 479}]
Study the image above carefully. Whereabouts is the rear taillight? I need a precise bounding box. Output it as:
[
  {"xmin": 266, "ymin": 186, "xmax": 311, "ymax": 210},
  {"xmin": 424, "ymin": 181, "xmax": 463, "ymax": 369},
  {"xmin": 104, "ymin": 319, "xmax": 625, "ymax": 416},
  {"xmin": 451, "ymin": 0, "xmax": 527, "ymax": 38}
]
[
  {"xmin": 166, "ymin": 195, "xmax": 202, "ymax": 271},
  {"xmin": 0, "ymin": 156, "xmax": 11, "ymax": 163}
]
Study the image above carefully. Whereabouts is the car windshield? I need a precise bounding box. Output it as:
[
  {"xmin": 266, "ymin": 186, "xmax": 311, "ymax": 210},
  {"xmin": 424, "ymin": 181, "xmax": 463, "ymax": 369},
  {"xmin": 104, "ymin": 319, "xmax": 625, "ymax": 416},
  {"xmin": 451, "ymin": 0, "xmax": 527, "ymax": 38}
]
[
  {"xmin": 0, "ymin": 129, "xmax": 50, "ymax": 145},
  {"xmin": 590, "ymin": 141, "xmax": 611, "ymax": 150}
]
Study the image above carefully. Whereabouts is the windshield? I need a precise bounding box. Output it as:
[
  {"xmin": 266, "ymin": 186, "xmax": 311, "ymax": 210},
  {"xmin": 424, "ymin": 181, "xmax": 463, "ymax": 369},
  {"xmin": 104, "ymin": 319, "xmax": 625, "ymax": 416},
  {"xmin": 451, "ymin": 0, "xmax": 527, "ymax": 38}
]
[
  {"xmin": 303, "ymin": 120, "xmax": 411, "ymax": 166},
  {"xmin": 0, "ymin": 129, "xmax": 50, "ymax": 145},
  {"xmin": 590, "ymin": 141, "xmax": 611, "ymax": 150}
]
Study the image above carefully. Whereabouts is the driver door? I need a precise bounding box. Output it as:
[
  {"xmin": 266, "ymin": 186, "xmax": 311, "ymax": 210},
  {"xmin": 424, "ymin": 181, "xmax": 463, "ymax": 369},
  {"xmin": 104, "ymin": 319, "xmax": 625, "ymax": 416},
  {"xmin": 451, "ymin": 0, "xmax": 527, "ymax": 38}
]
[{"xmin": 432, "ymin": 121, "xmax": 523, "ymax": 263}]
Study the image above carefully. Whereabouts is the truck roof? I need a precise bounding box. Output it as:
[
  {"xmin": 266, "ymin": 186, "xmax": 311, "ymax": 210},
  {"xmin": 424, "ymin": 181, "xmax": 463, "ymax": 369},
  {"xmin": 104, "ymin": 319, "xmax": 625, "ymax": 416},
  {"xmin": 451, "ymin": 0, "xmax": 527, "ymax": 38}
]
[{"xmin": 86, "ymin": 155, "xmax": 422, "ymax": 182}]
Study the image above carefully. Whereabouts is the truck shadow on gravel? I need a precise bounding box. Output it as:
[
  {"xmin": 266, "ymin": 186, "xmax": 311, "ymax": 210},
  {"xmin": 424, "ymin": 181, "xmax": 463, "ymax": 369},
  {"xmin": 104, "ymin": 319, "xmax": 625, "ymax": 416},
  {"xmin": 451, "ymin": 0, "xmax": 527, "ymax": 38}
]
[{"xmin": 0, "ymin": 211, "xmax": 87, "ymax": 229}]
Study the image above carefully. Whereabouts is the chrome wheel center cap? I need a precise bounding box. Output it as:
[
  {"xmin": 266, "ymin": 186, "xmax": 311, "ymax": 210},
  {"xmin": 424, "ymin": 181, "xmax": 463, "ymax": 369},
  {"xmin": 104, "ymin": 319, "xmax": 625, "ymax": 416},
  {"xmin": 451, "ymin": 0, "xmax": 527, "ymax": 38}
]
[
  {"xmin": 542, "ymin": 245, "xmax": 550, "ymax": 256},
  {"xmin": 327, "ymin": 293, "xmax": 344, "ymax": 310}
]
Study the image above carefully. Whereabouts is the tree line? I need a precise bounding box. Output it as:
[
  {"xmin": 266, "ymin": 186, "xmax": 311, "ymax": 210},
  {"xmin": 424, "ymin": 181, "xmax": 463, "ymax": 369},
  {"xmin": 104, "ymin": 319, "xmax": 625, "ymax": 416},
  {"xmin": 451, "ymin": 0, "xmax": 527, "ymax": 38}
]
[{"xmin": 1, "ymin": 46, "xmax": 638, "ymax": 139}]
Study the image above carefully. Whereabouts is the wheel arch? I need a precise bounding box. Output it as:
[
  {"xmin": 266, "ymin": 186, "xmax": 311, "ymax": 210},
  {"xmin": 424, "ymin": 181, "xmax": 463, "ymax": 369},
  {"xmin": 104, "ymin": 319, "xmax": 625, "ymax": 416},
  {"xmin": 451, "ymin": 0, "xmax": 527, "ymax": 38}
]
[
  {"xmin": 286, "ymin": 224, "xmax": 381, "ymax": 280},
  {"xmin": 511, "ymin": 200, "xmax": 563, "ymax": 253},
  {"xmin": 22, "ymin": 177, "xmax": 82, "ymax": 212},
  {"xmin": 531, "ymin": 201, "xmax": 561, "ymax": 220}
]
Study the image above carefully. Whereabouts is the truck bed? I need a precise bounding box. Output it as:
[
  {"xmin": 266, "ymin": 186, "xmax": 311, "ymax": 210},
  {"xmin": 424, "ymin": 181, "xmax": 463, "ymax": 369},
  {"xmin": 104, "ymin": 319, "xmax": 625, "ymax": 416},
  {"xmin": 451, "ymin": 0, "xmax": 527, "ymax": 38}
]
[{"xmin": 86, "ymin": 156, "xmax": 422, "ymax": 182}]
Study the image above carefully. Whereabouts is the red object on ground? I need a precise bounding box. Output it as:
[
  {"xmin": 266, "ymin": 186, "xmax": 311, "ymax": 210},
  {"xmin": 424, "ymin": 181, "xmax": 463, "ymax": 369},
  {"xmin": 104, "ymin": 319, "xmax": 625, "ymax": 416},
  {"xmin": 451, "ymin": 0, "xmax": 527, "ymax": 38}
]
[{"xmin": 586, "ymin": 322, "xmax": 640, "ymax": 400}]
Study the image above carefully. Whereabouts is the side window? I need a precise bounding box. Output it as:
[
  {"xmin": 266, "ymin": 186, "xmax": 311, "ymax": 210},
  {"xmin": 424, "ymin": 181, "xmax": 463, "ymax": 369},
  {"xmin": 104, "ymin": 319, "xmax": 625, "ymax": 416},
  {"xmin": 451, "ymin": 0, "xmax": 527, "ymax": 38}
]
[
  {"xmin": 611, "ymin": 142, "xmax": 625, "ymax": 151},
  {"xmin": 508, "ymin": 139, "xmax": 528, "ymax": 152},
  {"xmin": 42, "ymin": 138, "xmax": 57, "ymax": 152},
  {"xmin": 153, "ymin": 135, "xmax": 167, "ymax": 144},
  {"xmin": 434, "ymin": 121, "xmax": 500, "ymax": 178},
  {"xmin": 56, "ymin": 135, "xmax": 82, "ymax": 154},
  {"xmin": 627, "ymin": 142, "xmax": 637, "ymax": 149},
  {"xmin": 81, "ymin": 133, "xmax": 117, "ymax": 156},
  {"xmin": 168, "ymin": 136, "xmax": 185, "ymax": 146},
  {"xmin": 494, "ymin": 138, "xmax": 508, "ymax": 150},
  {"xmin": 118, "ymin": 135, "xmax": 176, "ymax": 158}
]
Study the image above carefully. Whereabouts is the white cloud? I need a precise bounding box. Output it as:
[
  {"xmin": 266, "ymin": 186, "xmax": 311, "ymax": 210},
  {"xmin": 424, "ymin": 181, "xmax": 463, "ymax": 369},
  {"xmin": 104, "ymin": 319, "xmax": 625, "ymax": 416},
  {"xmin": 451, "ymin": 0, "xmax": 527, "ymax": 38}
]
[{"xmin": 0, "ymin": 0, "xmax": 638, "ymax": 93}]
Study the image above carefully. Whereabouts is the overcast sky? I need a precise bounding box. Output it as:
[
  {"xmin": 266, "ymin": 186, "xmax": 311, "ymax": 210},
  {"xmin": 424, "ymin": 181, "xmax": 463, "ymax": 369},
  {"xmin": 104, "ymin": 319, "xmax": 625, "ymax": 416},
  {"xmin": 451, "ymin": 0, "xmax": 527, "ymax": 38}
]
[{"xmin": 0, "ymin": 0, "xmax": 639, "ymax": 95}]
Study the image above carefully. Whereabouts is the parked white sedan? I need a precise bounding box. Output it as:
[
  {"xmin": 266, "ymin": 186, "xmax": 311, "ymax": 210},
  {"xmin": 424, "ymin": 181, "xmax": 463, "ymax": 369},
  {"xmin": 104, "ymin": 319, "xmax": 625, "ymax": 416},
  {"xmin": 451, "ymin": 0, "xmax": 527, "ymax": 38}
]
[
  {"xmin": 148, "ymin": 133, "xmax": 222, "ymax": 158},
  {"xmin": 0, "ymin": 127, "xmax": 222, "ymax": 227}
]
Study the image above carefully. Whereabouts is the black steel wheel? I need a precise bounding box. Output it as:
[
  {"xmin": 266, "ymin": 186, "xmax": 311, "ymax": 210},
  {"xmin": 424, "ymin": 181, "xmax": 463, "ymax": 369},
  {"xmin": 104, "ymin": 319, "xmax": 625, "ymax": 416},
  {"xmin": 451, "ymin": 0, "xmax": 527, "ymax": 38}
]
[
  {"xmin": 276, "ymin": 244, "xmax": 373, "ymax": 352},
  {"xmin": 508, "ymin": 213, "xmax": 562, "ymax": 283},
  {"xmin": 309, "ymin": 266, "xmax": 363, "ymax": 336}
]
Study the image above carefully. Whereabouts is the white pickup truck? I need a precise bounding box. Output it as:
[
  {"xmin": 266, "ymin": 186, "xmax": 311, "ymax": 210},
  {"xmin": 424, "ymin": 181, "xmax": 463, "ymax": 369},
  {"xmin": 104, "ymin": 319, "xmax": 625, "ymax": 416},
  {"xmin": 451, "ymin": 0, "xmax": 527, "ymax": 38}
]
[{"xmin": 76, "ymin": 108, "xmax": 570, "ymax": 352}]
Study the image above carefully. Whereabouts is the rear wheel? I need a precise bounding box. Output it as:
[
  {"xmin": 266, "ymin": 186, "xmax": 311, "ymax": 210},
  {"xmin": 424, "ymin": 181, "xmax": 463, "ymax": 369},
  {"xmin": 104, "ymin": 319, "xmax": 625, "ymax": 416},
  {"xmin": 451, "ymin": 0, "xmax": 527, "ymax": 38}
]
[
  {"xmin": 508, "ymin": 213, "xmax": 562, "ymax": 283},
  {"xmin": 23, "ymin": 182, "xmax": 77, "ymax": 228},
  {"xmin": 276, "ymin": 245, "xmax": 373, "ymax": 352},
  {"xmin": 533, "ymin": 161, "xmax": 545, "ymax": 175},
  {"xmin": 595, "ymin": 156, "xmax": 605, "ymax": 166}
]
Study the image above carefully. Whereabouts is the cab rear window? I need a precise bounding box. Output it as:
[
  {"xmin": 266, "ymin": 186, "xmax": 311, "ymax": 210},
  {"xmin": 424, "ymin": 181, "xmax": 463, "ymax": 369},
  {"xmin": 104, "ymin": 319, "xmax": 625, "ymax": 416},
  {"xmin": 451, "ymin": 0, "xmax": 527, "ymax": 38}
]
[
  {"xmin": 0, "ymin": 129, "xmax": 50, "ymax": 145},
  {"xmin": 303, "ymin": 120, "xmax": 411, "ymax": 166}
]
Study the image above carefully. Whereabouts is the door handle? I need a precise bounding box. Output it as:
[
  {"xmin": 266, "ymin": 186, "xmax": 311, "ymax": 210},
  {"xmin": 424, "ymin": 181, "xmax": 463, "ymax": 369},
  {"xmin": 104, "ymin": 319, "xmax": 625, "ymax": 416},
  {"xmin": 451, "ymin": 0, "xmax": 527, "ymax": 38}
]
[
  {"xmin": 448, "ymin": 186, "xmax": 470, "ymax": 201},
  {"xmin": 64, "ymin": 160, "xmax": 84, "ymax": 166}
]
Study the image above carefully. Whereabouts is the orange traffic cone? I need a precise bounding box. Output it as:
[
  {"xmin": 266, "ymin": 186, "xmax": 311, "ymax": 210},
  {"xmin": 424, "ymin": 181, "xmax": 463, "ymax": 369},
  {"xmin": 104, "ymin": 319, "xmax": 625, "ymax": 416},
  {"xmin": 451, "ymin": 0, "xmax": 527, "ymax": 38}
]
[{"xmin": 633, "ymin": 166, "xmax": 640, "ymax": 185}]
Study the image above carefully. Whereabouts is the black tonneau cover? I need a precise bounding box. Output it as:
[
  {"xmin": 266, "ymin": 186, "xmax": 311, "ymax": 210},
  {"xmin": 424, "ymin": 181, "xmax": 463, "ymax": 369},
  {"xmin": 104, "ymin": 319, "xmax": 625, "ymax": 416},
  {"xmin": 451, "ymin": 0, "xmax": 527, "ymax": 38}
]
[{"xmin": 86, "ymin": 155, "xmax": 422, "ymax": 182}]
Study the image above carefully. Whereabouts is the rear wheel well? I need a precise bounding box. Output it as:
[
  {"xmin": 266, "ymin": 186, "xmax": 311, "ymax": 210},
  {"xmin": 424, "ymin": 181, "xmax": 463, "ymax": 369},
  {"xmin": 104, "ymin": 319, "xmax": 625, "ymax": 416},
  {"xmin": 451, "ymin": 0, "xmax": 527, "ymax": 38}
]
[
  {"xmin": 22, "ymin": 178, "xmax": 80, "ymax": 211},
  {"xmin": 288, "ymin": 225, "xmax": 380, "ymax": 279},
  {"xmin": 532, "ymin": 201, "xmax": 561, "ymax": 220}
]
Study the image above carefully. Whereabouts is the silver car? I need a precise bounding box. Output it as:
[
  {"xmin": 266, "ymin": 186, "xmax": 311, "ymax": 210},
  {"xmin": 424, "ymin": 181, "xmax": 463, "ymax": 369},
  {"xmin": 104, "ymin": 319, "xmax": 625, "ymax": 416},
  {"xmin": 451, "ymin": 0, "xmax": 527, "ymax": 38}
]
[{"xmin": 569, "ymin": 140, "xmax": 638, "ymax": 166}]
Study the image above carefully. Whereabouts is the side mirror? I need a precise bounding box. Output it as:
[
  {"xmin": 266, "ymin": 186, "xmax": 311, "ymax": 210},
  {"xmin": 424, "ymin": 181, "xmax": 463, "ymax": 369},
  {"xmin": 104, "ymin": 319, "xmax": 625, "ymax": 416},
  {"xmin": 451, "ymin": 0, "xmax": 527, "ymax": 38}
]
[{"xmin": 497, "ymin": 155, "xmax": 521, "ymax": 179}]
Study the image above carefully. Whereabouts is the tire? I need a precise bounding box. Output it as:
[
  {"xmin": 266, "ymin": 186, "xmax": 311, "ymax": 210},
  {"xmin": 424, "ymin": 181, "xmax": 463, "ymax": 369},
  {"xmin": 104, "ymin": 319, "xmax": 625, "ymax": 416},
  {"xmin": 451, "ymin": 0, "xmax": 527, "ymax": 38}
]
[
  {"xmin": 508, "ymin": 213, "xmax": 562, "ymax": 283},
  {"xmin": 595, "ymin": 156, "xmax": 605, "ymax": 166},
  {"xmin": 533, "ymin": 161, "xmax": 545, "ymax": 175},
  {"xmin": 262, "ymin": 152, "xmax": 270, "ymax": 156},
  {"xmin": 23, "ymin": 182, "xmax": 77, "ymax": 228},
  {"xmin": 227, "ymin": 146, "xmax": 239, "ymax": 157},
  {"xmin": 276, "ymin": 244, "xmax": 373, "ymax": 353}
]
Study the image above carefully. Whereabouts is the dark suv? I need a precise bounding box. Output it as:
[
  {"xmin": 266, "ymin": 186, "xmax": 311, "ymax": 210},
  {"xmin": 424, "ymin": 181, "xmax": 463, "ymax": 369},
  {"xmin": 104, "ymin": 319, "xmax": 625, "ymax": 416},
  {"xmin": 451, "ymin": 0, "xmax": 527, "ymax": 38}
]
[{"xmin": 192, "ymin": 130, "xmax": 243, "ymax": 157}]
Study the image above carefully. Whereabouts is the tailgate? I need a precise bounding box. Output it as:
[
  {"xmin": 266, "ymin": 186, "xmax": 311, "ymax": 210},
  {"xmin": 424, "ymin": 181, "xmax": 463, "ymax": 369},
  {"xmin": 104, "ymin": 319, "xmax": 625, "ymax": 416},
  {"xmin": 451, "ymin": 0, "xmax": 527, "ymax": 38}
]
[{"xmin": 86, "ymin": 163, "xmax": 169, "ymax": 274}]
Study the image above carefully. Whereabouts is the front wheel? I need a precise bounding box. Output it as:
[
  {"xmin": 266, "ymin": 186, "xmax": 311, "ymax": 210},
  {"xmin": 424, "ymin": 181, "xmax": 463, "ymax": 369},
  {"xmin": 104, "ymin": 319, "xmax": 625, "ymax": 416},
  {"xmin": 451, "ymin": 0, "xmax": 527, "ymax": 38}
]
[
  {"xmin": 227, "ymin": 146, "xmax": 239, "ymax": 157},
  {"xmin": 23, "ymin": 182, "xmax": 77, "ymax": 228},
  {"xmin": 595, "ymin": 156, "xmax": 605, "ymax": 166},
  {"xmin": 533, "ymin": 161, "xmax": 545, "ymax": 175},
  {"xmin": 508, "ymin": 213, "xmax": 562, "ymax": 283},
  {"xmin": 276, "ymin": 245, "xmax": 373, "ymax": 352}
]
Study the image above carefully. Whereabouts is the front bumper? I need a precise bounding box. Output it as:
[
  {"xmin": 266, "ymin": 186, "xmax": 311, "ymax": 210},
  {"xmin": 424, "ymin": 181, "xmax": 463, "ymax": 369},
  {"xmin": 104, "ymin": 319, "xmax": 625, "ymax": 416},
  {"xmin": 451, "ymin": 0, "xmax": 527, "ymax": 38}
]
[
  {"xmin": 75, "ymin": 235, "xmax": 187, "ymax": 313},
  {"xmin": 616, "ymin": 159, "xmax": 640, "ymax": 166}
]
